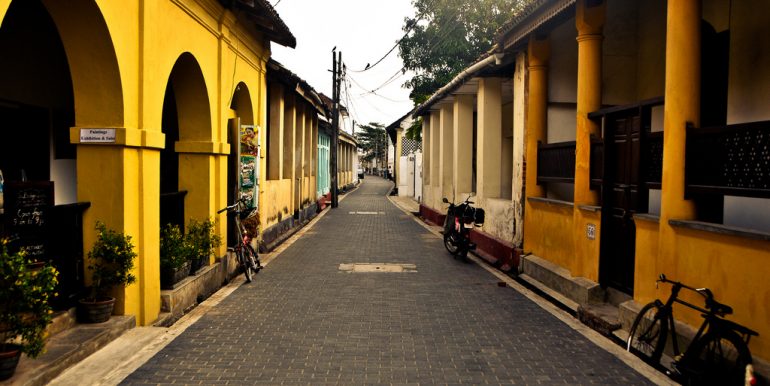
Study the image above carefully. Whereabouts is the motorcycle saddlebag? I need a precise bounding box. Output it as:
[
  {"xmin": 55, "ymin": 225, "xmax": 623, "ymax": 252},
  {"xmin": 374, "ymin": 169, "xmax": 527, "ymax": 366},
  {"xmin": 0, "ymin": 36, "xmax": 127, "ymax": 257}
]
[{"xmin": 474, "ymin": 208, "xmax": 485, "ymax": 225}]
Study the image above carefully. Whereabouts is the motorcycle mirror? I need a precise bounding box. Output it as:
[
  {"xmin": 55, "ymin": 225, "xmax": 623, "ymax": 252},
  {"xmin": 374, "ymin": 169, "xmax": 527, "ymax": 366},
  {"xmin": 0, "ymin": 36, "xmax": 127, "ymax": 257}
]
[{"xmin": 442, "ymin": 197, "xmax": 449, "ymax": 203}]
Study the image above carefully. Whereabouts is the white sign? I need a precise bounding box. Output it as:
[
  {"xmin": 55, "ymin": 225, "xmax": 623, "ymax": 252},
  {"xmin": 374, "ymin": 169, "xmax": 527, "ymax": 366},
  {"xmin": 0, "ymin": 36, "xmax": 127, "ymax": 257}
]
[
  {"xmin": 80, "ymin": 128, "xmax": 116, "ymax": 143},
  {"xmin": 586, "ymin": 223, "xmax": 596, "ymax": 240}
]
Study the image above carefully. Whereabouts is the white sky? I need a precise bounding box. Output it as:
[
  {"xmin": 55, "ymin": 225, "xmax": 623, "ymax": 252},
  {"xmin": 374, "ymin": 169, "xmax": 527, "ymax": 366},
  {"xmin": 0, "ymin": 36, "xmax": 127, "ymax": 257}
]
[{"xmin": 270, "ymin": 0, "xmax": 416, "ymax": 133}]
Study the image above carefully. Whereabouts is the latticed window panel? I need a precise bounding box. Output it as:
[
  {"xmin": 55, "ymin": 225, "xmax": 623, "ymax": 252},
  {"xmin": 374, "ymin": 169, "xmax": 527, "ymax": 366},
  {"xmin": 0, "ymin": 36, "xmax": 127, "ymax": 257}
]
[
  {"xmin": 401, "ymin": 137, "xmax": 422, "ymax": 156},
  {"xmin": 686, "ymin": 121, "xmax": 770, "ymax": 198}
]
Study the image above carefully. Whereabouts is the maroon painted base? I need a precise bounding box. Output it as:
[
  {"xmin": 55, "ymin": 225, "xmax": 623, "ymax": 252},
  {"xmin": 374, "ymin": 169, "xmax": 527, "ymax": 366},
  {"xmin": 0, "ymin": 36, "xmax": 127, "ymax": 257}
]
[
  {"xmin": 419, "ymin": 203, "xmax": 521, "ymax": 272},
  {"xmin": 317, "ymin": 192, "xmax": 332, "ymax": 211},
  {"xmin": 419, "ymin": 204, "xmax": 446, "ymax": 227}
]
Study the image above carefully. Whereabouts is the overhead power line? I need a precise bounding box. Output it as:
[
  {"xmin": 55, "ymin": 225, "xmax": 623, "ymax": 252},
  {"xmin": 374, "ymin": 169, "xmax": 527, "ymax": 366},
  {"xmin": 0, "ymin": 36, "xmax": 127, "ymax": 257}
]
[
  {"xmin": 348, "ymin": 28, "xmax": 411, "ymax": 73},
  {"xmin": 347, "ymin": 1, "xmax": 438, "ymax": 73}
]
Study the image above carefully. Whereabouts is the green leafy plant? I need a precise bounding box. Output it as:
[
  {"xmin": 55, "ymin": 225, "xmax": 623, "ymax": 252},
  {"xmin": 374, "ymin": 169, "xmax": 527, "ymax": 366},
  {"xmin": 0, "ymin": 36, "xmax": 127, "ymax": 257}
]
[
  {"xmin": 160, "ymin": 223, "xmax": 190, "ymax": 270},
  {"xmin": 85, "ymin": 222, "xmax": 137, "ymax": 301},
  {"xmin": 0, "ymin": 239, "xmax": 58, "ymax": 357},
  {"xmin": 186, "ymin": 219, "xmax": 221, "ymax": 270}
]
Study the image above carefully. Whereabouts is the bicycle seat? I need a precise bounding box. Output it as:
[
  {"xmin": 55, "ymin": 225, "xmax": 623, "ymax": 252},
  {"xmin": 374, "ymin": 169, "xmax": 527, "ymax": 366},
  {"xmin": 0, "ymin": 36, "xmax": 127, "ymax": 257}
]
[{"xmin": 706, "ymin": 298, "xmax": 733, "ymax": 316}]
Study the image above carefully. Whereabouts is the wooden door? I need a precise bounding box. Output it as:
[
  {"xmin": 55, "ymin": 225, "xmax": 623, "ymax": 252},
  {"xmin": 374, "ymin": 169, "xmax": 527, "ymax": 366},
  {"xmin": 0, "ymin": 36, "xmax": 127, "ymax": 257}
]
[{"xmin": 600, "ymin": 113, "xmax": 642, "ymax": 294}]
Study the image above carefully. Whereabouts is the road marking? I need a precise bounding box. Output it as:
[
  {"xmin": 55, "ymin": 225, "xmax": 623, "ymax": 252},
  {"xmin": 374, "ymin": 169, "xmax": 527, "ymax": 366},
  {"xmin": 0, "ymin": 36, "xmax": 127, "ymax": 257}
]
[
  {"xmin": 348, "ymin": 211, "xmax": 383, "ymax": 215},
  {"xmin": 339, "ymin": 263, "xmax": 417, "ymax": 273}
]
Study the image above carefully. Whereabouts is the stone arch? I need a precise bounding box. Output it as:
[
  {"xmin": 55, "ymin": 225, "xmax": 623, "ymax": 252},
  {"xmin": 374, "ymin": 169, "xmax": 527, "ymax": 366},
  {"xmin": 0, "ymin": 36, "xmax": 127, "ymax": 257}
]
[
  {"xmin": 231, "ymin": 82, "xmax": 254, "ymax": 126},
  {"xmin": 0, "ymin": 0, "xmax": 123, "ymax": 309},
  {"xmin": 159, "ymin": 53, "xmax": 212, "ymax": 232},
  {"xmin": 0, "ymin": 0, "xmax": 122, "ymax": 201},
  {"xmin": 224, "ymin": 82, "xmax": 253, "ymax": 245},
  {"xmin": 167, "ymin": 52, "xmax": 212, "ymax": 142},
  {"xmin": 40, "ymin": 0, "xmax": 124, "ymax": 126}
]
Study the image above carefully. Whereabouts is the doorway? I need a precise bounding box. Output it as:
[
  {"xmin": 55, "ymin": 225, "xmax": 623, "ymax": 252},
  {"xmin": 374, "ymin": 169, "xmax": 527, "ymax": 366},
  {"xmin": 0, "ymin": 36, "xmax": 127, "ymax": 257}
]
[{"xmin": 599, "ymin": 111, "xmax": 645, "ymax": 295}]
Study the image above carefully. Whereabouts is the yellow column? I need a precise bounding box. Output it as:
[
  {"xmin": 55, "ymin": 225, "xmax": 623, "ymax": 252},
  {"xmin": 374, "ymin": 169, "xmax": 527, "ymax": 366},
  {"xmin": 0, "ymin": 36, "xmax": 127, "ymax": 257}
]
[
  {"xmin": 477, "ymin": 77, "xmax": 503, "ymax": 199},
  {"xmin": 659, "ymin": 0, "xmax": 700, "ymax": 272},
  {"xmin": 283, "ymin": 95, "xmax": 296, "ymax": 184},
  {"xmin": 523, "ymin": 35, "xmax": 550, "ymax": 251},
  {"xmin": 268, "ymin": 82, "xmax": 284, "ymax": 180},
  {"xmin": 573, "ymin": 0, "xmax": 605, "ymax": 279},
  {"xmin": 304, "ymin": 108, "xmax": 311, "ymax": 202},
  {"xmin": 177, "ymin": 147, "xmax": 216, "ymax": 223},
  {"xmin": 294, "ymin": 106, "xmax": 304, "ymax": 210},
  {"xmin": 439, "ymin": 103, "xmax": 454, "ymax": 200},
  {"xmin": 525, "ymin": 37, "xmax": 549, "ymax": 200},
  {"xmin": 75, "ymin": 130, "xmax": 164, "ymax": 326},
  {"xmin": 574, "ymin": 0, "xmax": 605, "ymax": 206},
  {"xmin": 453, "ymin": 94, "xmax": 474, "ymax": 197}
]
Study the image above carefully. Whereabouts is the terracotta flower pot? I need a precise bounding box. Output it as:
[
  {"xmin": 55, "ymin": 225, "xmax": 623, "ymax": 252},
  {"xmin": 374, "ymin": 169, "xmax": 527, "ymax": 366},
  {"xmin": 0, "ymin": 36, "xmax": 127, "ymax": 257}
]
[
  {"xmin": 0, "ymin": 344, "xmax": 22, "ymax": 381},
  {"xmin": 77, "ymin": 297, "xmax": 116, "ymax": 323}
]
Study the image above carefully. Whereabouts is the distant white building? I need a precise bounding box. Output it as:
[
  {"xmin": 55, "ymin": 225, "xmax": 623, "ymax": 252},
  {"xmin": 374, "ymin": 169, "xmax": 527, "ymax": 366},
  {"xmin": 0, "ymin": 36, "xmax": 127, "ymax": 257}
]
[{"xmin": 386, "ymin": 111, "xmax": 422, "ymax": 200}]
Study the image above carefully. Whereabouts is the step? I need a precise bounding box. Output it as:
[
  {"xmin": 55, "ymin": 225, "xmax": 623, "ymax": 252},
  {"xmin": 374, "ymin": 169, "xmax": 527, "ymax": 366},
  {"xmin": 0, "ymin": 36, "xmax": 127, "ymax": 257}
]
[
  {"xmin": 518, "ymin": 273, "xmax": 580, "ymax": 313},
  {"xmin": 152, "ymin": 312, "xmax": 175, "ymax": 328},
  {"xmin": 8, "ymin": 315, "xmax": 135, "ymax": 386},
  {"xmin": 577, "ymin": 303, "xmax": 622, "ymax": 338},
  {"xmin": 519, "ymin": 254, "xmax": 605, "ymax": 306}
]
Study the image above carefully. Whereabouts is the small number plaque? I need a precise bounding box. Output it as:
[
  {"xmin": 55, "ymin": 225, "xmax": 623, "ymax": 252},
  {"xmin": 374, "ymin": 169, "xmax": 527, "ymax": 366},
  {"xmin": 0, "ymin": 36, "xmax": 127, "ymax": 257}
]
[{"xmin": 586, "ymin": 223, "xmax": 596, "ymax": 240}]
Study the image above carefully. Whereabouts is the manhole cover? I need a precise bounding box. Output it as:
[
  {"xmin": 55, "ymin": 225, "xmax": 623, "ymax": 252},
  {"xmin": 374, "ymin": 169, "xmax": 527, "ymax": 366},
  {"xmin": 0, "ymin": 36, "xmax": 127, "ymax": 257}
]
[{"xmin": 338, "ymin": 263, "xmax": 417, "ymax": 273}]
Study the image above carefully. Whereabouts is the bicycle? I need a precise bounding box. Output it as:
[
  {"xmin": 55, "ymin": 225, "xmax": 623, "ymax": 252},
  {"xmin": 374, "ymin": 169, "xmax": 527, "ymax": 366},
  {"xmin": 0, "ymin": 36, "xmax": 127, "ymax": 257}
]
[
  {"xmin": 627, "ymin": 274, "xmax": 758, "ymax": 385},
  {"xmin": 218, "ymin": 199, "xmax": 261, "ymax": 282}
]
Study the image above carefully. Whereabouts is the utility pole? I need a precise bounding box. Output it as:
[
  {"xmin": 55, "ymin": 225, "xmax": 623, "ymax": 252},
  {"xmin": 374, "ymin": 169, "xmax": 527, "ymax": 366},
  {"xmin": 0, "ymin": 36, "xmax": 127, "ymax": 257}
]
[{"xmin": 330, "ymin": 49, "xmax": 342, "ymax": 208}]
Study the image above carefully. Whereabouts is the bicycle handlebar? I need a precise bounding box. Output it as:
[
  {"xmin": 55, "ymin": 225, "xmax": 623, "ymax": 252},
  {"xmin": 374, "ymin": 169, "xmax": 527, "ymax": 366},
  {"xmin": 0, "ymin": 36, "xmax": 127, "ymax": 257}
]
[
  {"xmin": 657, "ymin": 274, "xmax": 715, "ymax": 302},
  {"xmin": 217, "ymin": 198, "xmax": 250, "ymax": 214}
]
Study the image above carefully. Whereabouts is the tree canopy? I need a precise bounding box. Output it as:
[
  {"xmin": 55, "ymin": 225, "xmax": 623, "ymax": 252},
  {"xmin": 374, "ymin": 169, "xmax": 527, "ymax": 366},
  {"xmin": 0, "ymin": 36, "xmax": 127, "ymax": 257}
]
[
  {"xmin": 398, "ymin": 0, "xmax": 525, "ymax": 104},
  {"xmin": 355, "ymin": 122, "xmax": 388, "ymax": 167}
]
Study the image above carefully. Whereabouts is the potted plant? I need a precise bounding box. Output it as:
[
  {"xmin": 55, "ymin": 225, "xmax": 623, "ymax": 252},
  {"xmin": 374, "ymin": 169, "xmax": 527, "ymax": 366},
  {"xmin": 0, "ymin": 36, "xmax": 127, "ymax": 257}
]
[
  {"xmin": 0, "ymin": 239, "xmax": 58, "ymax": 380},
  {"xmin": 186, "ymin": 219, "xmax": 221, "ymax": 274},
  {"xmin": 78, "ymin": 222, "xmax": 136, "ymax": 323},
  {"xmin": 160, "ymin": 223, "xmax": 191, "ymax": 289}
]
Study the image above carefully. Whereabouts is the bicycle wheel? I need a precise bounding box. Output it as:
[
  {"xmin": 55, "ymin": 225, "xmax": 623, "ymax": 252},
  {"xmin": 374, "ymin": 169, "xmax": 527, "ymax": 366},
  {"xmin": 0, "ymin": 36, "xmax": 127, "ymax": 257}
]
[
  {"xmin": 678, "ymin": 330, "xmax": 752, "ymax": 385},
  {"xmin": 245, "ymin": 244, "xmax": 261, "ymax": 272},
  {"xmin": 443, "ymin": 232, "xmax": 460, "ymax": 255},
  {"xmin": 627, "ymin": 302, "xmax": 667, "ymax": 364},
  {"xmin": 237, "ymin": 249, "xmax": 252, "ymax": 283}
]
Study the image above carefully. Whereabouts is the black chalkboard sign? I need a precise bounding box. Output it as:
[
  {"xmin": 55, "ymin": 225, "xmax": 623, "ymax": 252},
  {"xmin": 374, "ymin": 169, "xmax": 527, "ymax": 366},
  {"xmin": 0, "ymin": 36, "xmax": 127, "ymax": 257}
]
[{"xmin": 3, "ymin": 181, "xmax": 54, "ymax": 261}]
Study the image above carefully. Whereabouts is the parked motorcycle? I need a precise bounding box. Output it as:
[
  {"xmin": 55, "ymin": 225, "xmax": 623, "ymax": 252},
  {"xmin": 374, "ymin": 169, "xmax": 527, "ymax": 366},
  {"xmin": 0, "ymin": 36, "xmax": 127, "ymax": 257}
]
[{"xmin": 442, "ymin": 196, "xmax": 484, "ymax": 260}]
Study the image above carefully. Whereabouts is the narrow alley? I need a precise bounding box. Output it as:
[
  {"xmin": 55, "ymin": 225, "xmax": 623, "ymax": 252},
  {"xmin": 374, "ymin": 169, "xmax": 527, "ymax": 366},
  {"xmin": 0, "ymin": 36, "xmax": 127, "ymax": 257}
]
[{"xmin": 111, "ymin": 177, "xmax": 659, "ymax": 385}]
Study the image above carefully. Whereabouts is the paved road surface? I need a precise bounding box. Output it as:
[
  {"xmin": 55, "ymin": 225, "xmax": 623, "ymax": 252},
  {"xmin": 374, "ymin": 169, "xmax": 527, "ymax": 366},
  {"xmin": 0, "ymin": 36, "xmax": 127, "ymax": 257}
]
[{"xmin": 121, "ymin": 177, "xmax": 655, "ymax": 385}]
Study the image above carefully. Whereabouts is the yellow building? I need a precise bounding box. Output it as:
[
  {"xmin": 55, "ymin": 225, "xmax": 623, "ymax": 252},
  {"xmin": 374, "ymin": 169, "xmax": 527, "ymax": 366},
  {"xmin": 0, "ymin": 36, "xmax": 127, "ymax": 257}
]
[
  {"xmin": 261, "ymin": 59, "xmax": 326, "ymax": 249},
  {"xmin": 416, "ymin": 0, "xmax": 770, "ymax": 374},
  {"xmin": 0, "ymin": 0, "xmax": 296, "ymax": 326}
]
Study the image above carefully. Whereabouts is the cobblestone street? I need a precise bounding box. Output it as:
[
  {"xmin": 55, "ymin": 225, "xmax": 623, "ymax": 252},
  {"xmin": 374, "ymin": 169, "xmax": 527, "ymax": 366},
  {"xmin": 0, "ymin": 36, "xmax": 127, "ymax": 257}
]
[{"xmin": 121, "ymin": 177, "xmax": 656, "ymax": 385}]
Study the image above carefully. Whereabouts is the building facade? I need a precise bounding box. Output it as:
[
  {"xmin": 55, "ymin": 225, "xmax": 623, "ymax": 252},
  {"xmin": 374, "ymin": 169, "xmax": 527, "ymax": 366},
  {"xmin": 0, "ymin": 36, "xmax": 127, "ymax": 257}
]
[
  {"xmin": 261, "ymin": 59, "xmax": 325, "ymax": 249},
  {"xmin": 414, "ymin": 0, "xmax": 770, "ymax": 370},
  {"xmin": 0, "ymin": 0, "xmax": 294, "ymax": 326}
]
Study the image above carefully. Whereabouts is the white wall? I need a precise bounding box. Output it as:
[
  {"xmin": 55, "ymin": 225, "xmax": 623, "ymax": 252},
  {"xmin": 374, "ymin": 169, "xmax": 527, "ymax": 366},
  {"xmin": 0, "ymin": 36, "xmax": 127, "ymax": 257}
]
[
  {"xmin": 49, "ymin": 123, "xmax": 76, "ymax": 205},
  {"xmin": 602, "ymin": 0, "xmax": 638, "ymax": 105},
  {"xmin": 547, "ymin": 17, "xmax": 578, "ymax": 144},
  {"xmin": 636, "ymin": 0, "xmax": 666, "ymax": 100},
  {"xmin": 722, "ymin": 0, "xmax": 770, "ymax": 232}
]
